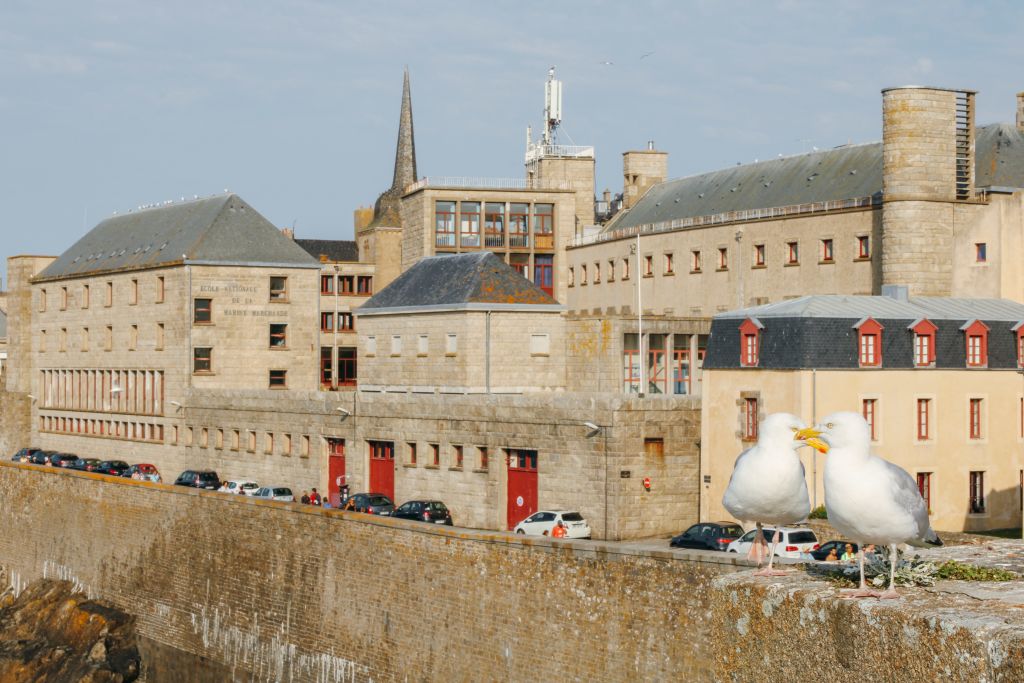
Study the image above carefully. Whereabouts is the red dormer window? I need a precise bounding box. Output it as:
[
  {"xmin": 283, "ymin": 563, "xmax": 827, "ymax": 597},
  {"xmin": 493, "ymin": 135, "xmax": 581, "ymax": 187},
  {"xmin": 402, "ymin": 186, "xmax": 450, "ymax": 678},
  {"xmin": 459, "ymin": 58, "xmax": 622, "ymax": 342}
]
[
  {"xmin": 739, "ymin": 318, "xmax": 763, "ymax": 367},
  {"xmin": 961, "ymin": 319, "xmax": 989, "ymax": 367},
  {"xmin": 855, "ymin": 317, "xmax": 883, "ymax": 367},
  {"xmin": 1014, "ymin": 322, "xmax": 1024, "ymax": 367},
  {"xmin": 909, "ymin": 319, "xmax": 937, "ymax": 367}
]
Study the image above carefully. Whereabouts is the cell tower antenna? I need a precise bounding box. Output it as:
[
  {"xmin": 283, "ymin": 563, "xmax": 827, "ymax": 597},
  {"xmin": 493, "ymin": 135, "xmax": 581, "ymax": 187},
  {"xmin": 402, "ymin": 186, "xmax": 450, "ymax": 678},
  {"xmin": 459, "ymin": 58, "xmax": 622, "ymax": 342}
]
[{"xmin": 542, "ymin": 66, "xmax": 563, "ymax": 146}]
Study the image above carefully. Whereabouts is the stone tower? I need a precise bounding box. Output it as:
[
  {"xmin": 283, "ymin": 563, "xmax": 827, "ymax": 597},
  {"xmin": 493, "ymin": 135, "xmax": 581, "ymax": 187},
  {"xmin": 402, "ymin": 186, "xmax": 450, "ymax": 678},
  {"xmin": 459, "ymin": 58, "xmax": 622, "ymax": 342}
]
[
  {"xmin": 880, "ymin": 86, "xmax": 976, "ymax": 296},
  {"xmin": 358, "ymin": 68, "xmax": 418, "ymax": 290},
  {"xmin": 622, "ymin": 142, "xmax": 668, "ymax": 209}
]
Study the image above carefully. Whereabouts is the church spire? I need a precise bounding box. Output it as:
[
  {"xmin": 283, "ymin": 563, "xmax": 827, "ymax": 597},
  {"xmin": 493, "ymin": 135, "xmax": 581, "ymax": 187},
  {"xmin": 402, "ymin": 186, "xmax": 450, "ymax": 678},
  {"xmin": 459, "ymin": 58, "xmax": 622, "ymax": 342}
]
[{"xmin": 369, "ymin": 68, "xmax": 418, "ymax": 229}]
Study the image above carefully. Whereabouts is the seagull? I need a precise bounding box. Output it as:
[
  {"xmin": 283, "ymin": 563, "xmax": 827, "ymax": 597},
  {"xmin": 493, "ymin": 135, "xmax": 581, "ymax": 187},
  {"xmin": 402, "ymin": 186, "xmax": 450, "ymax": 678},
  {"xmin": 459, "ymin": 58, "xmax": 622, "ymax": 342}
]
[
  {"xmin": 599, "ymin": 60, "xmax": 614, "ymax": 66},
  {"xmin": 639, "ymin": 50, "xmax": 656, "ymax": 60},
  {"xmin": 798, "ymin": 412, "xmax": 942, "ymax": 599},
  {"xmin": 723, "ymin": 413, "xmax": 819, "ymax": 576}
]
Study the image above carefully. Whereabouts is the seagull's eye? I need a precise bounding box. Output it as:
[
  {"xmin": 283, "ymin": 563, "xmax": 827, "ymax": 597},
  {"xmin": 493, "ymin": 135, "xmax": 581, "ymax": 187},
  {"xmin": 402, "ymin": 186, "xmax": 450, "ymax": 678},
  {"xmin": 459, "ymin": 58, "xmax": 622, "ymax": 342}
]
[{"xmin": 826, "ymin": 422, "xmax": 834, "ymax": 429}]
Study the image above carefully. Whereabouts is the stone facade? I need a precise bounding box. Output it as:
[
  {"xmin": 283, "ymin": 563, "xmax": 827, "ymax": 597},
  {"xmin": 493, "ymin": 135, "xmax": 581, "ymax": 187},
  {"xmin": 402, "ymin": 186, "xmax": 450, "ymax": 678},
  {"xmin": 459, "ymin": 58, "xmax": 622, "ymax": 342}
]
[{"xmin": 622, "ymin": 147, "xmax": 668, "ymax": 209}]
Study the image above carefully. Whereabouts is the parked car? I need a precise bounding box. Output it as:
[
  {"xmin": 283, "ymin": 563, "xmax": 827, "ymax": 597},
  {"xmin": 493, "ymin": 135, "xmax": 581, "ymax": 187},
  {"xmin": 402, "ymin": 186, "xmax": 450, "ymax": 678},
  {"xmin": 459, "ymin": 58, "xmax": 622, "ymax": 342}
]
[
  {"xmin": 670, "ymin": 522, "xmax": 744, "ymax": 551},
  {"xmin": 392, "ymin": 500, "xmax": 453, "ymax": 525},
  {"xmin": 513, "ymin": 510, "xmax": 593, "ymax": 539},
  {"xmin": 70, "ymin": 457, "xmax": 102, "ymax": 472},
  {"xmin": 251, "ymin": 486, "xmax": 295, "ymax": 502},
  {"xmin": 10, "ymin": 448, "xmax": 41, "ymax": 463},
  {"xmin": 727, "ymin": 526, "xmax": 820, "ymax": 559},
  {"xmin": 341, "ymin": 493, "xmax": 395, "ymax": 515},
  {"xmin": 126, "ymin": 463, "xmax": 161, "ymax": 482},
  {"xmin": 96, "ymin": 460, "xmax": 131, "ymax": 476},
  {"xmin": 219, "ymin": 479, "xmax": 259, "ymax": 495},
  {"xmin": 29, "ymin": 451, "xmax": 57, "ymax": 465},
  {"xmin": 810, "ymin": 540, "xmax": 857, "ymax": 561},
  {"xmin": 49, "ymin": 453, "xmax": 79, "ymax": 468},
  {"xmin": 173, "ymin": 470, "xmax": 221, "ymax": 490}
]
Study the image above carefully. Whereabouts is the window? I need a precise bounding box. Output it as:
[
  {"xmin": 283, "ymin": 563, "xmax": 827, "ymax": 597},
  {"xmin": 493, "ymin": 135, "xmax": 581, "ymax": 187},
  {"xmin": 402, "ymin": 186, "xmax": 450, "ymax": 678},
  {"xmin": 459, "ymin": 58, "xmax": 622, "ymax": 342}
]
[
  {"xmin": 130, "ymin": 279, "xmax": 138, "ymax": 305},
  {"xmin": 530, "ymin": 333, "xmax": 550, "ymax": 356},
  {"xmin": 339, "ymin": 275, "xmax": 355, "ymax": 294},
  {"xmin": 301, "ymin": 435, "xmax": 310, "ymax": 457},
  {"xmin": 821, "ymin": 239, "xmax": 834, "ymax": 262},
  {"xmin": 357, "ymin": 276, "xmax": 372, "ymax": 295},
  {"xmin": 129, "ymin": 325, "xmax": 138, "ymax": 351},
  {"xmin": 533, "ymin": 203, "xmax": 553, "ymax": 245},
  {"xmin": 248, "ymin": 431, "xmax": 256, "ymax": 452},
  {"xmin": 81, "ymin": 328, "xmax": 89, "ymax": 352},
  {"xmin": 105, "ymin": 282, "xmax": 113, "ymax": 307},
  {"xmin": 269, "ymin": 323, "xmax": 287, "ymax": 348},
  {"xmin": 338, "ymin": 347, "xmax": 357, "ymax": 385},
  {"xmin": 509, "ymin": 203, "xmax": 529, "ymax": 247},
  {"xmin": 408, "ymin": 442, "xmax": 417, "ymax": 465},
  {"xmin": 430, "ymin": 443, "xmax": 440, "ymax": 467},
  {"xmin": 862, "ymin": 399, "xmax": 878, "ymax": 441},
  {"xmin": 593, "ymin": 262, "xmax": 601, "ymax": 284},
  {"xmin": 335, "ymin": 312, "xmax": 352, "ymax": 331},
  {"xmin": 265, "ymin": 433, "xmax": 274, "ymax": 454},
  {"xmin": 786, "ymin": 242, "xmax": 799, "ymax": 265},
  {"xmin": 82, "ymin": 284, "xmax": 89, "ymax": 309},
  {"xmin": 269, "ymin": 276, "xmax": 288, "ymax": 301},
  {"xmin": 963, "ymin": 320, "xmax": 988, "ymax": 367},
  {"xmin": 623, "ymin": 333, "xmax": 641, "ymax": 393},
  {"xmin": 568, "ymin": 267, "xmax": 575, "ymax": 287},
  {"xmin": 231, "ymin": 430, "xmax": 240, "ymax": 450},
  {"xmin": 969, "ymin": 398, "xmax": 983, "ymax": 439},
  {"xmin": 976, "ymin": 243, "xmax": 987, "ymax": 263},
  {"xmin": 739, "ymin": 318, "xmax": 762, "ymax": 367},
  {"xmin": 435, "ymin": 201, "xmax": 456, "ymax": 247},
  {"xmin": 581, "ymin": 264, "xmax": 588, "ymax": 285},
  {"xmin": 200, "ymin": 428, "xmax": 209, "ymax": 448},
  {"xmin": 193, "ymin": 347, "xmax": 212, "ymax": 373},
  {"xmin": 856, "ymin": 318, "xmax": 883, "ymax": 367},
  {"xmin": 105, "ymin": 326, "xmax": 112, "ymax": 352},
  {"xmin": 969, "ymin": 471, "xmax": 986, "ymax": 513},
  {"xmin": 321, "ymin": 275, "xmax": 335, "ymax": 294},
  {"xmin": 417, "ymin": 334, "xmax": 428, "ymax": 356},
  {"xmin": 691, "ymin": 250, "xmax": 702, "ymax": 273},
  {"xmin": 156, "ymin": 323, "xmax": 164, "ymax": 351},
  {"xmin": 917, "ymin": 473, "xmax": 932, "ymax": 514},
  {"xmin": 446, "ymin": 333, "xmax": 458, "ymax": 355},
  {"xmin": 215, "ymin": 429, "xmax": 224, "ymax": 449},
  {"xmin": 269, "ymin": 370, "xmax": 288, "ymax": 388},
  {"xmin": 717, "ymin": 248, "xmax": 728, "ymax": 270},
  {"xmin": 1016, "ymin": 323, "xmax": 1024, "ymax": 367},
  {"xmin": 743, "ymin": 397, "xmax": 758, "ymax": 440},
  {"xmin": 607, "ymin": 259, "xmax": 615, "ymax": 282},
  {"xmin": 478, "ymin": 446, "xmax": 489, "ymax": 470},
  {"xmin": 911, "ymin": 319, "xmax": 937, "ymax": 367},
  {"xmin": 453, "ymin": 445, "xmax": 464, "ymax": 468},
  {"xmin": 365, "ymin": 336, "xmax": 376, "ymax": 356},
  {"xmin": 320, "ymin": 347, "xmax": 333, "ymax": 385},
  {"xmin": 40, "ymin": 329, "xmax": 46, "ymax": 352},
  {"xmin": 484, "ymin": 203, "xmax": 505, "ymax": 247},
  {"xmin": 753, "ymin": 244, "xmax": 765, "ymax": 267},
  {"xmin": 283, "ymin": 434, "xmax": 292, "ymax": 455},
  {"xmin": 857, "ymin": 235, "xmax": 870, "ymax": 259},
  {"xmin": 59, "ymin": 328, "xmax": 67, "ymax": 352},
  {"xmin": 39, "ymin": 289, "xmax": 46, "ymax": 312},
  {"xmin": 664, "ymin": 253, "xmax": 674, "ymax": 274},
  {"xmin": 391, "ymin": 335, "xmax": 402, "ymax": 356},
  {"xmin": 917, "ymin": 399, "xmax": 931, "ymax": 440},
  {"xmin": 460, "ymin": 201, "xmax": 481, "ymax": 247},
  {"xmin": 321, "ymin": 312, "xmax": 334, "ymax": 332},
  {"xmin": 156, "ymin": 276, "xmax": 164, "ymax": 303},
  {"xmin": 622, "ymin": 257, "xmax": 630, "ymax": 280},
  {"xmin": 60, "ymin": 287, "xmax": 68, "ymax": 310},
  {"xmin": 194, "ymin": 298, "xmax": 212, "ymax": 324},
  {"xmin": 643, "ymin": 255, "xmax": 653, "ymax": 276}
]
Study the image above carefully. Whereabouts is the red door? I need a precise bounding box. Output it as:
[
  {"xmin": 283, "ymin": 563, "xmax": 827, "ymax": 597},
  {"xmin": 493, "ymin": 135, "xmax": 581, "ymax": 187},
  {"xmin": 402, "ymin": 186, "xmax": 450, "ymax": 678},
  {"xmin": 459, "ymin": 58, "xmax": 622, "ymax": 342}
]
[
  {"xmin": 507, "ymin": 449, "xmax": 538, "ymax": 529},
  {"xmin": 369, "ymin": 441, "xmax": 395, "ymax": 501},
  {"xmin": 327, "ymin": 439, "xmax": 346, "ymax": 506}
]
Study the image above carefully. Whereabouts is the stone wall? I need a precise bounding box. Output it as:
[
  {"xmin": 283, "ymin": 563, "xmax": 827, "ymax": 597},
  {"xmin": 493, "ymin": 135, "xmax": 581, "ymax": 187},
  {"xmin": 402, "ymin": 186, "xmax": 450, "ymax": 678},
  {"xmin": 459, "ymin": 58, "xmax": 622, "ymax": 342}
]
[{"xmin": 0, "ymin": 464, "xmax": 1021, "ymax": 682}]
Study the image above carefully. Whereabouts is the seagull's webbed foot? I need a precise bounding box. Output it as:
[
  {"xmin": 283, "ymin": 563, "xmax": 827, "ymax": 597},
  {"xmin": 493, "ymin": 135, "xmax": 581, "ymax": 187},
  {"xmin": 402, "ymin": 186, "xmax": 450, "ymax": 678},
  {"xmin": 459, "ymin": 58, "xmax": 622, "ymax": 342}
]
[
  {"xmin": 839, "ymin": 586, "xmax": 880, "ymax": 599},
  {"xmin": 752, "ymin": 567, "xmax": 789, "ymax": 577},
  {"xmin": 876, "ymin": 589, "xmax": 900, "ymax": 600}
]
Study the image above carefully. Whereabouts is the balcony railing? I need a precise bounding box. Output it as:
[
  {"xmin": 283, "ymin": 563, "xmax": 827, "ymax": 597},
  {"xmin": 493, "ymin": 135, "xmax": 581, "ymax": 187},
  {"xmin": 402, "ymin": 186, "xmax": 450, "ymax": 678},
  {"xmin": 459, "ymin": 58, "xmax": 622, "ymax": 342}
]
[
  {"xmin": 484, "ymin": 233, "xmax": 504, "ymax": 248},
  {"xmin": 405, "ymin": 176, "xmax": 573, "ymax": 194},
  {"xmin": 524, "ymin": 143, "xmax": 595, "ymax": 164},
  {"xmin": 435, "ymin": 232, "xmax": 456, "ymax": 248},
  {"xmin": 509, "ymin": 234, "xmax": 529, "ymax": 249}
]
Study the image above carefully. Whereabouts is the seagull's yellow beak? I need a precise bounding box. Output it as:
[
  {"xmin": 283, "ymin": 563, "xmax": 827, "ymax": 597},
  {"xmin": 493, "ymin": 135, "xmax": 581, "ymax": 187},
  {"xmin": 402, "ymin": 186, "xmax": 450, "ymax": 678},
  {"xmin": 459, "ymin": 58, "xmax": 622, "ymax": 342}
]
[{"xmin": 795, "ymin": 427, "xmax": 829, "ymax": 453}]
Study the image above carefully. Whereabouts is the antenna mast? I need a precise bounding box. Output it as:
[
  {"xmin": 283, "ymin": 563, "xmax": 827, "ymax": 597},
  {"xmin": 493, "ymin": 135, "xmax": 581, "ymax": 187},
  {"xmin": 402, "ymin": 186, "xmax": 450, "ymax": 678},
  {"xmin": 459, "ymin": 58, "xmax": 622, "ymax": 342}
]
[{"xmin": 542, "ymin": 66, "xmax": 563, "ymax": 145}]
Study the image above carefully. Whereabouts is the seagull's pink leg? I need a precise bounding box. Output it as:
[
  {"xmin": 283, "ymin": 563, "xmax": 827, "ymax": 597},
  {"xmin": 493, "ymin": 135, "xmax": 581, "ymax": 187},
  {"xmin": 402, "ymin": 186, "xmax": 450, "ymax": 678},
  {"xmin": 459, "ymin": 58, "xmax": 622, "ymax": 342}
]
[
  {"xmin": 747, "ymin": 522, "xmax": 767, "ymax": 566},
  {"xmin": 754, "ymin": 528, "xmax": 789, "ymax": 576},
  {"xmin": 841, "ymin": 545, "xmax": 880, "ymax": 598},
  {"xmin": 876, "ymin": 544, "xmax": 901, "ymax": 599}
]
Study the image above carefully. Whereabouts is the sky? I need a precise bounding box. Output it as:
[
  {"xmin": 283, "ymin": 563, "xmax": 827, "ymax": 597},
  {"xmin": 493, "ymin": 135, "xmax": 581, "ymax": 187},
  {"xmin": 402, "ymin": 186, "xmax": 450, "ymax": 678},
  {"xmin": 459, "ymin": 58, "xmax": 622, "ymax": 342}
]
[{"xmin": 2, "ymin": 0, "xmax": 1023, "ymax": 286}]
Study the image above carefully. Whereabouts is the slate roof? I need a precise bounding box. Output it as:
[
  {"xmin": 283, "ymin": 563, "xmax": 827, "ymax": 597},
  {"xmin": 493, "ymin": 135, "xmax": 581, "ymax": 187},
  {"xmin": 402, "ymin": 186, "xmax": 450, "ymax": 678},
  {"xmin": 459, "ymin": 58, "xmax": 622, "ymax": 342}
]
[
  {"xmin": 294, "ymin": 239, "xmax": 359, "ymax": 263},
  {"xmin": 608, "ymin": 123, "xmax": 1024, "ymax": 232},
  {"xmin": 705, "ymin": 294, "xmax": 1024, "ymax": 370},
  {"xmin": 358, "ymin": 252, "xmax": 561, "ymax": 314},
  {"xmin": 36, "ymin": 194, "xmax": 319, "ymax": 281}
]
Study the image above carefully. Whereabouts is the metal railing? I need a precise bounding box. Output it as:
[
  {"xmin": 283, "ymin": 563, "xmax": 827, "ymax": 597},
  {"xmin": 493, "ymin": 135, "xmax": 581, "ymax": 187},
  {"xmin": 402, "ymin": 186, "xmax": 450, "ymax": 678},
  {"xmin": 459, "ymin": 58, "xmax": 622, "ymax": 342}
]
[
  {"xmin": 525, "ymin": 143, "xmax": 595, "ymax": 163},
  {"xmin": 570, "ymin": 195, "xmax": 882, "ymax": 247},
  {"xmin": 405, "ymin": 176, "xmax": 573, "ymax": 193}
]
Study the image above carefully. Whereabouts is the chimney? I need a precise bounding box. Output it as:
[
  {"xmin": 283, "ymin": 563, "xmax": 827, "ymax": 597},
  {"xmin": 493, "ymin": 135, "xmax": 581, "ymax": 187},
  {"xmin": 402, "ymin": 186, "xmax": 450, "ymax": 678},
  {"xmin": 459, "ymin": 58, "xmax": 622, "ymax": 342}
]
[
  {"xmin": 1017, "ymin": 92, "xmax": 1024, "ymax": 132},
  {"xmin": 280, "ymin": 227, "xmax": 295, "ymax": 240},
  {"xmin": 647, "ymin": 140, "xmax": 655, "ymax": 151},
  {"xmin": 602, "ymin": 188, "xmax": 611, "ymax": 203}
]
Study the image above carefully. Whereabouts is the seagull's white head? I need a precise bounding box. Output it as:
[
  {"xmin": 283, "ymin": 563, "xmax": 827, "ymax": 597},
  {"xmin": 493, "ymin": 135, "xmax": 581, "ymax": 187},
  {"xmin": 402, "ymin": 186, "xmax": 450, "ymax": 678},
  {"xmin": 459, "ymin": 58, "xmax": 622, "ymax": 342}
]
[
  {"xmin": 814, "ymin": 411, "xmax": 871, "ymax": 452},
  {"xmin": 759, "ymin": 412, "xmax": 807, "ymax": 450}
]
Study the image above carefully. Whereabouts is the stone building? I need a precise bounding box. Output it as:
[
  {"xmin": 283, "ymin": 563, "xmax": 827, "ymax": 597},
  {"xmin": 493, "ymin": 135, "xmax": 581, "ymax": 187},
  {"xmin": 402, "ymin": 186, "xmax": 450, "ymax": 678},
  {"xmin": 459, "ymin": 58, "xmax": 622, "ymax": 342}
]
[{"xmin": 700, "ymin": 291, "xmax": 1024, "ymax": 532}]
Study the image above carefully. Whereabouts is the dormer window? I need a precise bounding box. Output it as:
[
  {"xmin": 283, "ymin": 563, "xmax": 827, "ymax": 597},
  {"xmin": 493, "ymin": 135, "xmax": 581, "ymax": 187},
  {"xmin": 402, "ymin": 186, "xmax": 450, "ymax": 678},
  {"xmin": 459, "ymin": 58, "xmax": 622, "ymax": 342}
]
[
  {"xmin": 1013, "ymin": 322, "xmax": 1024, "ymax": 367},
  {"xmin": 962, "ymin": 319, "xmax": 989, "ymax": 367},
  {"xmin": 855, "ymin": 317, "xmax": 883, "ymax": 367},
  {"xmin": 908, "ymin": 319, "xmax": 937, "ymax": 367},
  {"xmin": 739, "ymin": 318, "xmax": 763, "ymax": 367}
]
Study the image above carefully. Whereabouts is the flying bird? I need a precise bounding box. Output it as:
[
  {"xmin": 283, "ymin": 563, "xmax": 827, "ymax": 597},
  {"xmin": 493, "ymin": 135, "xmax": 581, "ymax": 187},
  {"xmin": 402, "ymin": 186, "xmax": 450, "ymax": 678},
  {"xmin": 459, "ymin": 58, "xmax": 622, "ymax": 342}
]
[
  {"xmin": 599, "ymin": 60, "xmax": 614, "ymax": 66},
  {"xmin": 722, "ymin": 413, "xmax": 818, "ymax": 576},
  {"xmin": 798, "ymin": 412, "xmax": 941, "ymax": 599},
  {"xmin": 639, "ymin": 50, "xmax": 656, "ymax": 60}
]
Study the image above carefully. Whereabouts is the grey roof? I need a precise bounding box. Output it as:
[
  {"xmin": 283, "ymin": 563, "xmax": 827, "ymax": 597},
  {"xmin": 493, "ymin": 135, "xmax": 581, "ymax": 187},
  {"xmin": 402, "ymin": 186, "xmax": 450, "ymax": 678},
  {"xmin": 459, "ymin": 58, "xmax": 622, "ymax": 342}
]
[
  {"xmin": 608, "ymin": 123, "xmax": 1024, "ymax": 232},
  {"xmin": 294, "ymin": 239, "xmax": 359, "ymax": 263},
  {"xmin": 716, "ymin": 295, "xmax": 1024, "ymax": 323},
  {"xmin": 36, "ymin": 194, "xmax": 319, "ymax": 281},
  {"xmin": 359, "ymin": 252, "xmax": 560, "ymax": 314}
]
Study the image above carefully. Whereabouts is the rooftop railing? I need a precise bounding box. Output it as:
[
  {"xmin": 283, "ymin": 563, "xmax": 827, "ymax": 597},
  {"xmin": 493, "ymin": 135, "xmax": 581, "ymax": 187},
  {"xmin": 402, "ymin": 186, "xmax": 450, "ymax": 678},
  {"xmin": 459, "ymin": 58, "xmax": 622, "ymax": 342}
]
[
  {"xmin": 524, "ymin": 143, "xmax": 596, "ymax": 163},
  {"xmin": 405, "ymin": 176, "xmax": 573, "ymax": 194},
  {"xmin": 570, "ymin": 195, "xmax": 883, "ymax": 248}
]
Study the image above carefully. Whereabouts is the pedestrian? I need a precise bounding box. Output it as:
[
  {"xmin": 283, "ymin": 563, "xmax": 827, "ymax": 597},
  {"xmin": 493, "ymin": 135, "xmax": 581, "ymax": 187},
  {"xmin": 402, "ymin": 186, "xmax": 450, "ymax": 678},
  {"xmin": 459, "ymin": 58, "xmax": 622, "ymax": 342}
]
[
  {"xmin": 551, "ymin": 520, "xmax": 567, "ymax": 538},
  {"xmin": 841, "ymin": 543, "xmax": 857, "ymax": 563},
  {"xmin": 340, "ymin": 484, "xmax": 350, "ymax": 505},
  {"xmin": 300, "ymin": 490, "xmax": 310, "ymax": 505},
  {"xmin": 322, "ymin": 497, "xmax": 333, "ymax": 509},
  {"xmin": 825, "ymin": 548, "xmax": 839, "ymax": 562},
  {"xmin": 310, "ymin": 488, "xmax": 321, "ymax": 506}
]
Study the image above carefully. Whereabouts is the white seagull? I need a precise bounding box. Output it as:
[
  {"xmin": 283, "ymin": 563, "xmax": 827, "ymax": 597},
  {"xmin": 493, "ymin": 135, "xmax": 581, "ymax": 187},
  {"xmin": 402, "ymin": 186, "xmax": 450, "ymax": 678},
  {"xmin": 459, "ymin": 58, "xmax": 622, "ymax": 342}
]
[
  {"xmin": 798, "ymin": 412, "xmax": 942, "ymax": 598},
  {"xmin": 722, "ymin": 413, "xmax": 819, "ymax": 576}
]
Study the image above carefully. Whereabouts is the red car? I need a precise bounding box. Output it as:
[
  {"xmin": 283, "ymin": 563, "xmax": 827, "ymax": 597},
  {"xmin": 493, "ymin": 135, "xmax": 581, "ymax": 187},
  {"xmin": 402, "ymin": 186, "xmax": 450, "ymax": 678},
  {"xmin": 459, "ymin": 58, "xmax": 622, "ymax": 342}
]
[{"xmin": 126, "ymin": 463, "xmax": 161, "ymax": 482}]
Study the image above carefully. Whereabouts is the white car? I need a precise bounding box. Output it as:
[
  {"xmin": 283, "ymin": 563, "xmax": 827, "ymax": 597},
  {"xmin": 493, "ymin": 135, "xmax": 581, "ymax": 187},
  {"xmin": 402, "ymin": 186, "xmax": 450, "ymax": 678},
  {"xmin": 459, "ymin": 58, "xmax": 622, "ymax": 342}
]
[
  {"xmin": 251, "ymin": 486, "xmax": 295, "ymax": 502},
  {"xmin": 219, "ymin": 479, "xmax": 259, "ymax": 496},
  {"xmin": 513, "ymin": 510, "xmax": 592, "ymax": 539},
  {"xmin": 727, "ymin": 526, "xmax": 819, "ymax": 559}
]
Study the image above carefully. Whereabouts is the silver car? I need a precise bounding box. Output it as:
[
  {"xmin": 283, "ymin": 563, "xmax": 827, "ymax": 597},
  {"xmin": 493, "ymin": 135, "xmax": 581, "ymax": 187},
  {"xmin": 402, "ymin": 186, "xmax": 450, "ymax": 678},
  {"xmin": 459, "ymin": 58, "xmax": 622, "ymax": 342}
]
[{"xmin": 251, "ymin": 486, "xmax": 295, "ymax": 502}]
